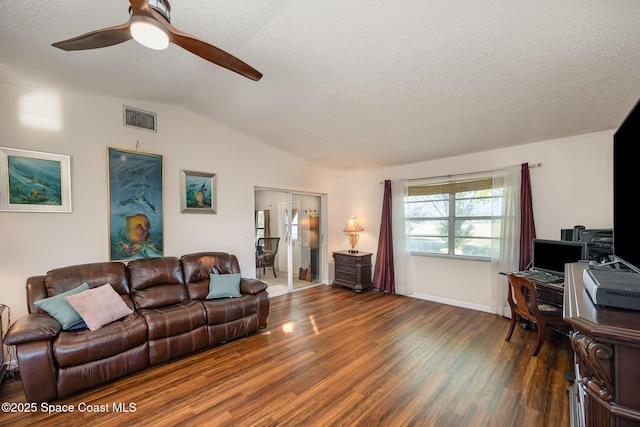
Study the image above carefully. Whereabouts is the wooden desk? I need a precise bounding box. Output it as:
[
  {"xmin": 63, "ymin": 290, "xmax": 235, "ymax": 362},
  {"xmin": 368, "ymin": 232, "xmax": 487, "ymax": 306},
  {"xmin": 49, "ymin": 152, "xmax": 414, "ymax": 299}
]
[
  {"xmin": 564, "ymin": 262, "xmax": 640, "ymax": 427},
  {"xmin": 510, "ymin": 273, "xmax": 565, "ymax": 308},
  {"xmin": 533, "ymin": 280, "xmax": 564, "ymax": 308}
]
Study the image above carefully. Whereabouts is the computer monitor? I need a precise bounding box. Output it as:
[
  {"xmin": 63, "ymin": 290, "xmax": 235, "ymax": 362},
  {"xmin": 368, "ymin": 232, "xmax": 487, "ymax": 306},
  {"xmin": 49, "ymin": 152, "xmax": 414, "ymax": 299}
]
[
  {"xmin": 531, "ymin": 239, "xmax": 587, "ymax": 276},
  {"xmin": 613, "ymin": 98, "xmax": 640, "ymax": 272}
]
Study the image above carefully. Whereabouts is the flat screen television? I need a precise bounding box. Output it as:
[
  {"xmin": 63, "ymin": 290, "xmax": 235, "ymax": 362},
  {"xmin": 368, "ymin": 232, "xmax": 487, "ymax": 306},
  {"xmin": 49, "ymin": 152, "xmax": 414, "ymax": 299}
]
[
  {"xmin": 613, "ymin": 98, "xmax": 640, "ymax": 273},
  {"xmin": 531, "ymin": 239, "xmax": 587, "ymax": 275}
]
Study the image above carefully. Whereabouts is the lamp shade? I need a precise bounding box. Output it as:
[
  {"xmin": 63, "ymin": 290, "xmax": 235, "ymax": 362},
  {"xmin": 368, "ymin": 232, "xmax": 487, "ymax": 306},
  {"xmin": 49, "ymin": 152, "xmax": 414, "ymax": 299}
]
[
  {"xmin": 130, "ymin": 17, "xmax": 170, "ymax": 50},
  {"xmin": 344, "ymin": 217, "xmax": 364, "ymax": 232}
]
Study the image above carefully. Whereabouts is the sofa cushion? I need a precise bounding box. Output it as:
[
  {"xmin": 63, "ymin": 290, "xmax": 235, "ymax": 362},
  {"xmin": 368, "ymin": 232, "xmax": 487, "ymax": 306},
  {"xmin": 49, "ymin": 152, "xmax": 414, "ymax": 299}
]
[
  {"xmin": 147, "ymin": 327, "xmax": 208, "ymax": 366},
  {"xmin": 207, "ymin": 273, "xmax": 242, "ymax": 299},
  {"xmin": 202, "ymin": 295, "xmax": 258, "ymax": 325},
  {"xmin": 53, "ymin": 313, "xmax": 148, "ymax": 368},
  {"xmin": 181, "ymin": 252, "xmax": 242, "ymax": 299},
  {"xmin": 44, "ymin": 262, "xmax": 132, "ymax": 307},
  {"xmin": 128, "ymin": 257, "xmax": 188, "ymax": 309},
  {"xmin": 33, "ymin": 282, "xmax": 90, "ymax": 330},
  {"xmin": 65, "ymin": 284, "xmax": 134, "ymax": 330},
  {"xmin": 139, "ymin": 300, "xmax": 207, "ymax": 340}
]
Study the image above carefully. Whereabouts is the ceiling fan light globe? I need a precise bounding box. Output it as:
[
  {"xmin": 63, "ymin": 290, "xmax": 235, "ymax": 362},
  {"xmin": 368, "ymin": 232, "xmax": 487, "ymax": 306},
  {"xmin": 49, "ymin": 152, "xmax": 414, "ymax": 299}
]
[{"xmin": 130, "ymin": 20, "xmax": 169, "ymax": 50}]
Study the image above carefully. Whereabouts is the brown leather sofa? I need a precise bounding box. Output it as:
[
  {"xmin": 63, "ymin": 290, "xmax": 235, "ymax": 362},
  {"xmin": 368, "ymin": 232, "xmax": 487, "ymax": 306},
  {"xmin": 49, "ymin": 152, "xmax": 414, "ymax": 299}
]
[{"xmin": 3, "ymin": 252, "xmax": 269, "ymax": 403}]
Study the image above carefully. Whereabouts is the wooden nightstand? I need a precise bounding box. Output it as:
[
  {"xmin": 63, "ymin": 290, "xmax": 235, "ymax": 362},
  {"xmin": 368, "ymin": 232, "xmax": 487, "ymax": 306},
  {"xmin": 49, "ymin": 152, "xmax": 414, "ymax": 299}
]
[{"xmin": 332, "ymin": 251, "xmax": 372, "ymax": 292}]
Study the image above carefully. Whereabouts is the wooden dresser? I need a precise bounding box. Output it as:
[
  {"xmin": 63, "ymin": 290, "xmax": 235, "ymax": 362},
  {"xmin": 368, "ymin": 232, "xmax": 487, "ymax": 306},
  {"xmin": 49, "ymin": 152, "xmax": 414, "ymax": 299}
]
[
  {"xmin": 332, "ymin": 251, "xmax": 372, "ymax": 292},
  {"xmin": 564, "ymin": 262, "xmax": 640, "ymax": 427}
]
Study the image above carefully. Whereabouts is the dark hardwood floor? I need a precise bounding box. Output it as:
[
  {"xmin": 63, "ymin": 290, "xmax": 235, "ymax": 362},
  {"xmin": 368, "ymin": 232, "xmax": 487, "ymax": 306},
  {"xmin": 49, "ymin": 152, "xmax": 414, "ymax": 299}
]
[{"xmin": 0, "ymin": 285, "xmax": 572, "ymax": 426}]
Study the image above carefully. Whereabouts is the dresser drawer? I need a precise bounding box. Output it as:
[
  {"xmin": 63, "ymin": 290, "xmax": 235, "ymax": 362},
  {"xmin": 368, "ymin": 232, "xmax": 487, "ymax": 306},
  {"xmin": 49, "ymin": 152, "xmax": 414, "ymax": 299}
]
[
  {"xmin": 336, "ymin": 264, "xmax": 356, "ymax": 274},
  {"xmin": 334, "ymin": 254, "xmax": 355, "ymax": 264},
  {"xmin": 335, "ymin": 271, "xmax": 356, "ymax": 283}
]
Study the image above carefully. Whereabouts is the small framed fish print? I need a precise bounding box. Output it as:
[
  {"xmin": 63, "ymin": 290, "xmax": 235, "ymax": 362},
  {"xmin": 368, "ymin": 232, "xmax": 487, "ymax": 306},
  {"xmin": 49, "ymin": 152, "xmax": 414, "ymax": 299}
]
[{"xmin": 179, "ymin": 170, "xmax": 217, "ymax": 215}]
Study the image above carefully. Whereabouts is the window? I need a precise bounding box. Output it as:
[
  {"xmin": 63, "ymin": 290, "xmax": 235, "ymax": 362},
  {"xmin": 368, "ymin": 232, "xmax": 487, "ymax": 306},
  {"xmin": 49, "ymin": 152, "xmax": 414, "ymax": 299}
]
[
  {"xmin": 255, "ymin": 210, "xmax": 266, "ymax": 241},
  {"xmin": 286, "ymin": 209, "xmax": 299, "ymax": 241},
  {"xmin": 405, "ymin": 178, "xmax": 502, "ymax": 259}
]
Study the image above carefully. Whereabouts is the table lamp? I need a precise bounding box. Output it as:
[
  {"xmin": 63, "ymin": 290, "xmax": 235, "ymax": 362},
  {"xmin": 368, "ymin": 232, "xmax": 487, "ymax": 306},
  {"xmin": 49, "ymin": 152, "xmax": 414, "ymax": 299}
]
[{"xmin": 344, "ymin": 217, "xmax": 364, "ymax": 253}]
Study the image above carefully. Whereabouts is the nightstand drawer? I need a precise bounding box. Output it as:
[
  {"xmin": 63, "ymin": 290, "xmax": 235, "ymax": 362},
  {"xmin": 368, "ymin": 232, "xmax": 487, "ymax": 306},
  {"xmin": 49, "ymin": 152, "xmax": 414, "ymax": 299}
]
[
  {"xmin": 336, "ymin": 264, "xmax": 356, "ymax": 274},
  {"xmin": 333, "ymin": 254, "xmax": 355, "ymax": 264},
  {"xmin": 335, "ymin": 271, "xmax": 356, "ymax": 283}
]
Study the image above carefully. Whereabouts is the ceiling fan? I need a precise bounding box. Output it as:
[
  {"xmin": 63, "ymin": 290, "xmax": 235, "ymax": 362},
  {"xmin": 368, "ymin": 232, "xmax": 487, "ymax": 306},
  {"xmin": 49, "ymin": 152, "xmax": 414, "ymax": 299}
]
[{"xmin": 51, "ymin": 0, "xmax": 262, "ymax": 81}]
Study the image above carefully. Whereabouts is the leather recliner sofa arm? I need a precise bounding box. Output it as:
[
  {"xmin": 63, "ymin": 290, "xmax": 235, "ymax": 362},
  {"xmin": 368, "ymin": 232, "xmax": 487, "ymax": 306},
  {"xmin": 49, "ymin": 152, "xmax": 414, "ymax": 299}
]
[
  {"xmin": 4, "ymin": 314, "xmax": 61, "ymax": 346},
  {"xmin": 240, "ymin": 278, "xmax": 268, "ymax": 295}
]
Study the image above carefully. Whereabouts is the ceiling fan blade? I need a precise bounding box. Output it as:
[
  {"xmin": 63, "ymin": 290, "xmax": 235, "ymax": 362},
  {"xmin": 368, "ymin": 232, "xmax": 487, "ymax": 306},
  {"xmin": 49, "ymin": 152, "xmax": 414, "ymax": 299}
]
[
  {"xmin": 53, "ymin": 0, "xmax": 262, "ymax": 81},
  {"xmin": 52, "ymin": 22, "xmax": 132, "ymax": 51},
  {"xmin": 166, "ymin": 27, "xmax": 263, "ymax": 81}
]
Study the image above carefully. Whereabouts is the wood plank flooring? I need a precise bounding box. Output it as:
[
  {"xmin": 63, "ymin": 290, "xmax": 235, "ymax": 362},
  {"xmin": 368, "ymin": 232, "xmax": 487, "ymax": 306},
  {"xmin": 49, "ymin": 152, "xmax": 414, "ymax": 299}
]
[{"xmin": 0, "ymin": 285, "xmax": 572, "ymax": 426}]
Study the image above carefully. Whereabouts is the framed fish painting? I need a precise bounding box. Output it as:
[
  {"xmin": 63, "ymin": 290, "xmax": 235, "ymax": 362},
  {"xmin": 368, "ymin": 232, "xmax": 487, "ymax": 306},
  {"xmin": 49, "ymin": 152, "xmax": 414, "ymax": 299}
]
[
  {"xmin": 107, "ymin": 147, "xmax": 163, "ymax": 261},
  {"xmin": 0, "ymin": 146, "xmax": 72, "ymax": 213},
  {"xmin": 179, "ymin": 170, "xmax": 217, "ymax": 214}
]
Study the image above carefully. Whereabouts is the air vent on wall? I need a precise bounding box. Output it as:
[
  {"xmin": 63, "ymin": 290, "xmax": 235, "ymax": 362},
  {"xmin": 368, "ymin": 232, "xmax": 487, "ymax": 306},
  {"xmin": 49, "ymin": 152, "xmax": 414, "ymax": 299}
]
[{"xmin": 123, "ymin": 106, "xmax": 157, "ymax": 132}]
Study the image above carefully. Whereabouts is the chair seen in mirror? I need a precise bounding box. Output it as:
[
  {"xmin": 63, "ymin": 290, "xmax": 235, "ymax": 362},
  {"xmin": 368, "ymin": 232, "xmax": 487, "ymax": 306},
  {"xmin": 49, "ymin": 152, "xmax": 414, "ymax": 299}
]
[
  {"xmin": 504, "ymin": 273, "xmax": 569, "ymax": 356},
  {"xmin": 256, "ymin": 237, "xmax": 280, "ymax": 278}
]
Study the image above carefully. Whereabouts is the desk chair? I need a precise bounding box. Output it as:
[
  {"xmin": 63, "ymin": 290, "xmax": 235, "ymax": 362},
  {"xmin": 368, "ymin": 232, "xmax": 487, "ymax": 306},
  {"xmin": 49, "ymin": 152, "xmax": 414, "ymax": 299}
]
[
  {"xmin": 256, "ymin": 237, "xmax": 280, "ymax": 278},
  {"xmin": 505, "ymin": 273, "xmax": 568, "ymax": 356}
]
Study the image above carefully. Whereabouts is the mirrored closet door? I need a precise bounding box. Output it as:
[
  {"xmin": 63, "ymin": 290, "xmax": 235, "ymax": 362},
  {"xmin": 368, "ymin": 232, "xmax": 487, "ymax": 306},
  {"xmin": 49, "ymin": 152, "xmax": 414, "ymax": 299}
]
[{"xmin": 255, "ymin": 188, "xmax": 323, "ymax": 296}]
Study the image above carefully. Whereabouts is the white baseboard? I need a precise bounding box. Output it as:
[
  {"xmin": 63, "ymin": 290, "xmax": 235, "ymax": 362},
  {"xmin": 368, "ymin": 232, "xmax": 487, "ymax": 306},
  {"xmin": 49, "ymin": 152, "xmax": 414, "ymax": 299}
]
[{"xmin": 409, "ymin": 292, "xmax": 493, "ymax": 314}]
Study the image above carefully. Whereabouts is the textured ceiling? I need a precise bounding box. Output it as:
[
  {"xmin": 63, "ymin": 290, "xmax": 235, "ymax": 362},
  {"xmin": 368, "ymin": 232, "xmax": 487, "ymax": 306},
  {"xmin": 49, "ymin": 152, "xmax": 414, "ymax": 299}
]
[{"xmin": 2, "ymin": 0, "xmax": 640, "ymax": 171}]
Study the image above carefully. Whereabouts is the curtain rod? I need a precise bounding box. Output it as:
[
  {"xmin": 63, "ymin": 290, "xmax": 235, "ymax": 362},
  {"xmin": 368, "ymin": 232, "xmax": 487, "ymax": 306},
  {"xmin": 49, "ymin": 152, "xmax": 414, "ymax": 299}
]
[{"xmin": 380, "ymin": 162, "xmax": 542, "ymax": 184}]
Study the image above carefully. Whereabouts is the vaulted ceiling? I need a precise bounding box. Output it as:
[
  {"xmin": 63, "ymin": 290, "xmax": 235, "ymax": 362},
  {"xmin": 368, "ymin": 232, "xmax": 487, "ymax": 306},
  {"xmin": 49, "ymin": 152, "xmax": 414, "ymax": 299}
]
[{"xmin": 2, "ymin": 1, "xmax": 639, "ymax": 171}]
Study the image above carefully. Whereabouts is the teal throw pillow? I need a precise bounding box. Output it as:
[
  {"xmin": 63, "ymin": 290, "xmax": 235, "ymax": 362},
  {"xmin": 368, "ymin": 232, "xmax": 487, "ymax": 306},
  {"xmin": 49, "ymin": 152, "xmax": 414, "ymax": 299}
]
[
  {"xmin": 207, "ymin": 273, "xmax": 242, "ymax": 299},
  {"xmin": 34, "ymin": 282, "xmax": 91, "ymax": 330}
]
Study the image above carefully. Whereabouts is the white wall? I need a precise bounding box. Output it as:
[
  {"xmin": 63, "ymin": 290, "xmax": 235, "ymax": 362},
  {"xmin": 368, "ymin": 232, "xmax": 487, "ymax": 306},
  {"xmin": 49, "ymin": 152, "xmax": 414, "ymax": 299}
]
[
  {"xmin": 0, "ymin": 82, "xmax": 339, "ymax": 322},
  {"xmin": 331, "ymin": 130, "xmax": 614, "ymax": 311},
  {"xmin": 0, "ymin": 80, "xmax": 615, "ymax": 323}
]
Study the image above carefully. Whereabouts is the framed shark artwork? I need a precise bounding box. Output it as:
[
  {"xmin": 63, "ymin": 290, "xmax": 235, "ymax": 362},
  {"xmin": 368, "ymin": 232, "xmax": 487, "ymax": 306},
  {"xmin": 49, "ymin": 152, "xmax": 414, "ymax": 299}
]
[
  {"xmin": 107, "ymin": 146, "xmax": 163, "ymax": 261},
  {"xmin": 179, "ymin": 170, "xmax": 217, "ymax": 214}
]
